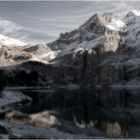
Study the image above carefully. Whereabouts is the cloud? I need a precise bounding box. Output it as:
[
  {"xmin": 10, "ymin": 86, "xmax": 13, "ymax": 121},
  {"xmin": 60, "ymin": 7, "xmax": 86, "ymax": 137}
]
[
  {"xmin": 0, "ymin": 19, "xmax": 22, "ymax": 35},
  {"xmin": 0, "ymin": 18, "xmax": 46, "ymax": 44},
  {"xmin": 0, "ymin": 1, "xmax": 140, "ymax": 44}
]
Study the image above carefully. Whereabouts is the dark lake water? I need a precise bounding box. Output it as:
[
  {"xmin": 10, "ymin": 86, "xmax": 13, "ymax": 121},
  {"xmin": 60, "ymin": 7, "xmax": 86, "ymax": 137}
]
[{"xmin": 5, "ymin": 87, "xmax": 140, "ymax": 137}]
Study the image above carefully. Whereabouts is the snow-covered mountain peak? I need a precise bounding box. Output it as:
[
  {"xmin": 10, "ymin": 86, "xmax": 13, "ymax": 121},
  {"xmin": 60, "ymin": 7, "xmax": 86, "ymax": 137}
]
[
  {"xmin": 124, "ymin": 9, "xmax": 140, "ymax": 26},
  {"xmin": 79, "ymin": 14, "xmax": 100, "ymax": 32},
  {"xmin": 48, "ymin": 13, "xmax": 126, "ymax": 57},
  {"xmin": 0, "ymin": 34, "xmax": 27, "ymax": 47},
  {"xmin": 125, "ymin": 10, "xmax": 140, "ymax": 22},
  {"xmin": 123, "ymin": 10, "xmax": 140, "ymax": 30},
  {"xmin": 80, "ymin": 13, "xmax": 113, "ymax": 32},
  {"xmin": 80, "ymin": 13, "xmax": 126, "ymax": 33},
  {"xmin": 122, "ymin": 10, "xmax": 140, "ymax": 50},
  {"xmin": 131, "ymin": 9, "xmax": 140, "ymax": 16}
]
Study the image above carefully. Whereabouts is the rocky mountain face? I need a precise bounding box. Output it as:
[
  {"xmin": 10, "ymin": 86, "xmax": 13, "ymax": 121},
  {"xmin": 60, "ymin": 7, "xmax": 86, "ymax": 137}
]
[
  {"xmin": 48, "ymin": 10, "xmax": 140, "ymax": 87},
  {"xmin": 0, "ymin": 42, "xmax": 58, "ymax": 67},
  {"xmin": 1, "ymin": 10, "xmax": 140, "ymax": 87}
]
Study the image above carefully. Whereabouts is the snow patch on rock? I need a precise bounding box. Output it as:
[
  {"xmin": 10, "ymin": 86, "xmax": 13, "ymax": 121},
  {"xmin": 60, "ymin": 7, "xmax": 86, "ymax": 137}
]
[
  {"xmin": 106, "ymin": 18, "xmax": 126, "ymax": 31},
  {"xmin": 0, "ymin": 34, "xmax": 27, "ymax": 47}
]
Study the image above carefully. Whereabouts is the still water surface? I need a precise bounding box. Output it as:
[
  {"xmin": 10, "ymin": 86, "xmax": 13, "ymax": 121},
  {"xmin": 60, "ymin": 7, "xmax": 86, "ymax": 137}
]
[{"xmin": 5, "ymin": 87, "xmax": 140, "ymax": 137}]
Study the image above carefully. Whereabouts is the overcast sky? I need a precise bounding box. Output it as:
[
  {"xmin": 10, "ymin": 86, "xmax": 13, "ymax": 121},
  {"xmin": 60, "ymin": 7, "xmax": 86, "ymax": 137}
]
[{"xmin": 0, "ymin": 1, "xmax": 140, "ymax": 44}]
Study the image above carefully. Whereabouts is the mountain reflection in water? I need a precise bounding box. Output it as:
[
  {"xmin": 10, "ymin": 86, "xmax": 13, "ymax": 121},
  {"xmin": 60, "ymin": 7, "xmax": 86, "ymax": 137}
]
[{"xmin": 5, "ymin": 87, "xmax": 140, "ymax": 137}]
